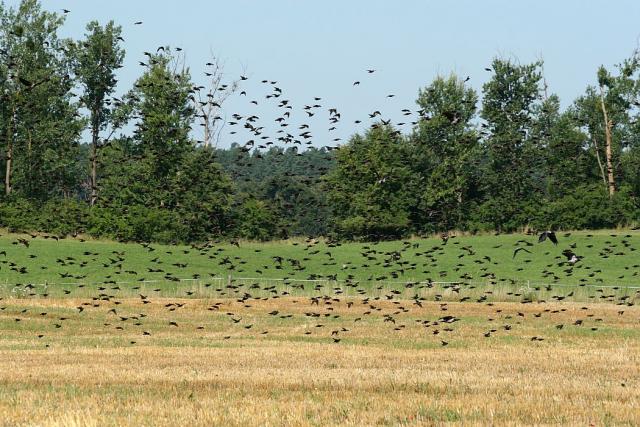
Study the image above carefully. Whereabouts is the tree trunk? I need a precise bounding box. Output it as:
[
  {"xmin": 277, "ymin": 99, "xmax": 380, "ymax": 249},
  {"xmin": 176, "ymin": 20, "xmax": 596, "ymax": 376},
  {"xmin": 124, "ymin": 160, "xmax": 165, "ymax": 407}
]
[
  {"xmin": 5, "ymin": 142, "xmax": 12, "ymax": 196},
  {"xmin": 591, "ymin": 135, "xmax": 608, "ymax": 192},
  {"xmin": 599, "ymin": 89, "xmax": 615, "ymax": 197},
  {"xmin": 26, "ymin": 129, "xmax": 33, "ymax": 196},
  {"xmin": 203, "ymin": 116, "xmax": 210, "ymax": 149},
  {"xmin": 90, "ymin": 113, "xmax": 99, "ymax": 206},
  {"xmin": 4, "ymin": 104, "xmax": 16, "ymax": 196}
]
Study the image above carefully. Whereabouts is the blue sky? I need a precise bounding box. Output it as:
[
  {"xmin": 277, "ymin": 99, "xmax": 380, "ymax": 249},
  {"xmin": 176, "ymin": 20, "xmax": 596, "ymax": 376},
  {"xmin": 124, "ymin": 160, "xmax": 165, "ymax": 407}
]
[{"xmin": 5, "ymin": 0, "xmax": 640, "ymax": 148}]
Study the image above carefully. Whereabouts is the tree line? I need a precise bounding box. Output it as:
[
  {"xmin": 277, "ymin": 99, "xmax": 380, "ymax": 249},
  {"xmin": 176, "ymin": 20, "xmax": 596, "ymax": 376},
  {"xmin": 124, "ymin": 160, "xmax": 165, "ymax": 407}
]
[{"xmin": 1, "ymin": 1, "xmax": 639, "ymax": 243}]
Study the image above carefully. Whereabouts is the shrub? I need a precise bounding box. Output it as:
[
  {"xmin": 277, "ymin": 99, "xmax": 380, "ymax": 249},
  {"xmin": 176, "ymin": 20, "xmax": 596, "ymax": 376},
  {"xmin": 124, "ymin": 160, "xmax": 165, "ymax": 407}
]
[{"xmin": 0, "ymin": 198, "xmax": 39, "ymax": 232}]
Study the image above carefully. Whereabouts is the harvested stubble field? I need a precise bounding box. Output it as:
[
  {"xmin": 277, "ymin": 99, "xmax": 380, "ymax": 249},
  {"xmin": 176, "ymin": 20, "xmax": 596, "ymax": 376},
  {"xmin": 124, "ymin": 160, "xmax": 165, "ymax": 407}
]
[{"xmin": 0, "ymin": 297, "xmax": 638, "ymax": 426}]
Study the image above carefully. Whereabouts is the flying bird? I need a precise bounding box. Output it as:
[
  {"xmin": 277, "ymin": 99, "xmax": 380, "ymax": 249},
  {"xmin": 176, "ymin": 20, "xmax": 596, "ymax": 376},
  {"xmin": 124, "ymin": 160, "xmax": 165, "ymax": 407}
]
[
  {"xmin": 538, "ymin": 231, "xmax": 558, "ymax": 245},
  {"xmin": 512, "ymin": 247, "xmax": 532, "ymax": 259}
]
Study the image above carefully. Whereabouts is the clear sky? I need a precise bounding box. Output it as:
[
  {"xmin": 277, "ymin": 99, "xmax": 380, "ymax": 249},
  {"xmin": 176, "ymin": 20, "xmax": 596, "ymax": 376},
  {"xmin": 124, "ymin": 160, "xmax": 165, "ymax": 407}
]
[{"xmin": 5, "ymin": 0, "xmax": 640, "ymax": 148}]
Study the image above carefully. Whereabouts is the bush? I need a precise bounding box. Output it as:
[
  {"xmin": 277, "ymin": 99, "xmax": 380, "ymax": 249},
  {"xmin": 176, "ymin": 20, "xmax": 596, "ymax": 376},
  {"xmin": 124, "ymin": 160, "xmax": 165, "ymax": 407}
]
[
  {"xmin": 119, "ymin": 206, "xmax": 187, "ymax": 243},
  {"xmin": 86, "ymin": 207, "xmax": 135, "ymax": 241},
  {"xmin": 233, "ymin": 199, "xmax": 276, "ymax": 241},
  {"xmin": 0, "ymin": 198, "xmax": 39, "ymax": 232},
  {"xmin": 38, "ymin": 199, "xmax": 89, "ymax": 236},
  {"xmin": 530, "ymin": 185, "xmax": 638, "ymax": 230},
  {"xmin": 337, "ymin": 208, "xmax": 410, "ymax": 240},
  {"xmin": 471, "ymin": 197, "xmax": 535, "ymax": 232}
]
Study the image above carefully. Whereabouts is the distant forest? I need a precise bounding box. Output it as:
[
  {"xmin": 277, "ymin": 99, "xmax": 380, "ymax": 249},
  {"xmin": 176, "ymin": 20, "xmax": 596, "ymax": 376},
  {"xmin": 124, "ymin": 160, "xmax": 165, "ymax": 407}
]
[{"xmin": 1, "ymin": 0, "xmax": 640, "ymax": 243}]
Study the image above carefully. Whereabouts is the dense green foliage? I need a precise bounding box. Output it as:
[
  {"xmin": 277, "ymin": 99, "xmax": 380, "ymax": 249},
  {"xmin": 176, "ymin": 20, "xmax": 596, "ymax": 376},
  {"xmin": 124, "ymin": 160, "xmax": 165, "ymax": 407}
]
[
  {"xmin": 1, "ymin": 0, "xmax": 640, "ymax": 243},
  {"xmin": 326, "ymin": 60, "xmax": 640, "ymax": 238}
]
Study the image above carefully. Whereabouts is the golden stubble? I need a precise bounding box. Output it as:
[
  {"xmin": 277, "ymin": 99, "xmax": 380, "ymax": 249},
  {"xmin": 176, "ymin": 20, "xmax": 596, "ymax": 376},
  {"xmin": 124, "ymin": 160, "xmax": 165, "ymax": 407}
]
[{"xmin": 0, "ymin": 298, "xmax": 638, "ymax": 426}]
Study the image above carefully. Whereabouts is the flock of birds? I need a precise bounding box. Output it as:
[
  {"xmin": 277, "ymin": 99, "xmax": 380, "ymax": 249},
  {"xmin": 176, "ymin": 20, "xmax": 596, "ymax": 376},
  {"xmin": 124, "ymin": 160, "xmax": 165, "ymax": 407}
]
[
  {"xmin": 0, "ymin": 229, "xmax": 638, "ymax": 348},
  {"xmin": 1, "ymin": 11, "xmax": 638, "ymax": 348},
  {"xmin": 4, "ymin": 10, "xmax": 428, "ymax": 162},
  {"xmin": 92, "ymin": 14, "xmax": 483, "ymax": 161}
]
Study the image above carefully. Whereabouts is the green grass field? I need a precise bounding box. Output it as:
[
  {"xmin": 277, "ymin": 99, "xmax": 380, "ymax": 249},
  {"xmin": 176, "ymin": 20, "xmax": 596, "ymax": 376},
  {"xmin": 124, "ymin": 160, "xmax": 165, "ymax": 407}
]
[{"xmin": 0, "ymin": 229, "xmax": 638, "ymax": 300}]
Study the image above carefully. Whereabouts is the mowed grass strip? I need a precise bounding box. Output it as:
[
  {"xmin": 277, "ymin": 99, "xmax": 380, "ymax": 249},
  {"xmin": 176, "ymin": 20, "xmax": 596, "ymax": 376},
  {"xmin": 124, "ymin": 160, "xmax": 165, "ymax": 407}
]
[{"xmin": 0, "ymin": 298, "xmax": 638, "ymax": 426}]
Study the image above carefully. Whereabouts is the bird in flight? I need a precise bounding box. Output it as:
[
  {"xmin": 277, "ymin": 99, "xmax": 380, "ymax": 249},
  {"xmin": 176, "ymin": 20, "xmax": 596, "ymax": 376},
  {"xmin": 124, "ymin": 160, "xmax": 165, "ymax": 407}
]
[
  {"xmin": 538, "ymin": 231, "xmax": 558, "ymax": 245},
  {"xmin": 512, "ymin": 247, "xmax": 532, "ymax": 259}
]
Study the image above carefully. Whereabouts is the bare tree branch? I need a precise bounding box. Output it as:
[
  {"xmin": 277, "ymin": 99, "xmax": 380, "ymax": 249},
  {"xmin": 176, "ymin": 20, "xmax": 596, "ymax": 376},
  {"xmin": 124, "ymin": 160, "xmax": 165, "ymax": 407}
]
[{"xmin": 193, "ymin": 51, "xmax": 243, "ymax": 148}]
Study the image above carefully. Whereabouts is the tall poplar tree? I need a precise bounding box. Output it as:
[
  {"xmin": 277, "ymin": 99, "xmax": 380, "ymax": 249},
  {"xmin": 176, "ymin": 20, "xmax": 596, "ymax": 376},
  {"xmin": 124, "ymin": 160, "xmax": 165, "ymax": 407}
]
[
  {"xmin": 410, "ymin": 74, "xmax": 479, "ymax": 231},
  {"xmin": 74, "ymin": 20, "xmax": 125, "ymax": 206},
  {"xmin": 480, "ymin": 59, "xmax": 545, "ymax": 230},
  {"xmin": 0, "ymin": 0, "xmax": 81, "ymax": 200}
]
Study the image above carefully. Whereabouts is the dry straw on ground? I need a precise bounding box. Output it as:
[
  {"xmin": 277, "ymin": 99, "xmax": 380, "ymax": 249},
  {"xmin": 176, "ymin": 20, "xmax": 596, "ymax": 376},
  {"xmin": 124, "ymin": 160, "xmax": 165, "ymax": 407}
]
[{"xmin": 0, "ymin": 298, "xmax": 638, "ymax": 426}]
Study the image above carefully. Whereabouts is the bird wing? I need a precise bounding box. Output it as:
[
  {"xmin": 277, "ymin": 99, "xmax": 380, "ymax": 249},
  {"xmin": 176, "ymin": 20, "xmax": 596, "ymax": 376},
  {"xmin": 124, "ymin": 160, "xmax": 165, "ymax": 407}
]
[
  {"xmin": 513, "ymin": 247, "xmax": 531, "ymax": 259},
  {"xmin": 538, "ymin": 232, "xmax": 547, "ymax": 243}
]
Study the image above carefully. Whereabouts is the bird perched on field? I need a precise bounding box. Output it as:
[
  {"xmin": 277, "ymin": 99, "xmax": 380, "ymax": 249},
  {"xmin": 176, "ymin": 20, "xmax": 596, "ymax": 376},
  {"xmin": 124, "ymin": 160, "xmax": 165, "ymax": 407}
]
[{"xmin": 562, "ymin": 249, "xmax": 580, "ymax": 265}]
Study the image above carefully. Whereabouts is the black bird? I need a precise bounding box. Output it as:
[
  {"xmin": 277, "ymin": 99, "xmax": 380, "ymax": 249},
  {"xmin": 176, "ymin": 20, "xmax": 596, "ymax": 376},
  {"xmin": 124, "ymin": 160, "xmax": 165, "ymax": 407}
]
[
  {"xmin": 538, "ymin": 231, "xmax": 558, "ymax": 245},
  {"xmin": 512, "ymin": 247, "xmax": 532, "ymax": 259},
  {"xmin": 562, "ymin": 249, "xmax": 580, "ymax": 264}
]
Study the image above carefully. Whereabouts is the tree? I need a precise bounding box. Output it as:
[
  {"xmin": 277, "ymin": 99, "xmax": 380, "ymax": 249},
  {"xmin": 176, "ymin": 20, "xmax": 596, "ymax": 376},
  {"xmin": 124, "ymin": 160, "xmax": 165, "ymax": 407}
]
[
  {"xmin": 575, "ymin": 56, "xmax": 640, "ymax": 197},
  {"xmin": 410, "ymin": 74, "xmax": 479, "ymax": 231},
  {"xmin": 535, "ymin": 96, "xmax": 592, "ymax": 200},
  {"xmin": 95, "ymin": 50, "xmax": 235, "ymax": 242},
  {"xmin": 479, "ymin": 59, "xmax": 545, "ymax": 230},
  {"xmin": 74, "ymin": 20, "xmax": 125, "ymax": 206},
  {"xmin": 171, "ymin": 148, "xmax": 233, "ymax": 241},
  {"xmin": 0, "ymin": 0, "xmax": 82, "ymax": 200},
  {"xmin": 232, "ymin": 198, "xmax": 276, "ymax": 241},
  {"xmin": 261, "ymin": 172, "xmax": 329, "ymax": 238},
  {"xmin": 325, "ymin": 124, "xmax": 414, "ymax": 239},
  {"xmin": 127, "ymin": 50, "xmax": 195, "ymax": 208},
  {"xmin": 215, "ymin": 145, "xmax": 334, "ymax": 238},
  {"xmin": 192, "ymin": 54, "xmax": 240, "ymax": 148}
]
